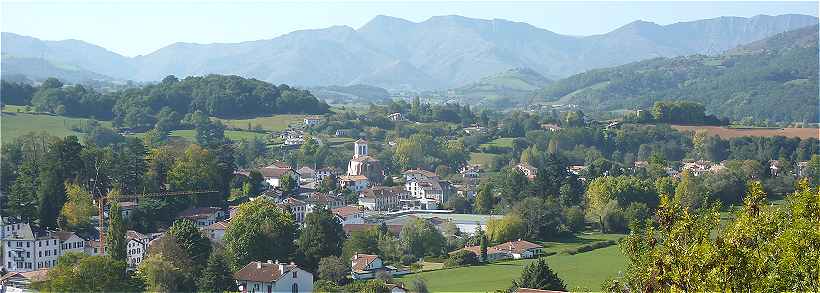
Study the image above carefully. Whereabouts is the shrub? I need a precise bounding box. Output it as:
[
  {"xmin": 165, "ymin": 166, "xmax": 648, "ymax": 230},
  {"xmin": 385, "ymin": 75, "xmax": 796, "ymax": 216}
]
[
  {"xmin": 603, "ymin": 208, "xmax": 627, "ymax": 233},
  {"xmin": 561, "ymin": 240, "xmax": 617, "ymax": 255},
  {"xmin": 624, "ymin": 202, "xmax": 650, "ymax": 230},
  {"xmin": 444, "ymin": 250, "xmax": 479, "ymax": 268},
  {"xmin": 562, "ymin": 207, "xmax": 586, "ymax": 233}
]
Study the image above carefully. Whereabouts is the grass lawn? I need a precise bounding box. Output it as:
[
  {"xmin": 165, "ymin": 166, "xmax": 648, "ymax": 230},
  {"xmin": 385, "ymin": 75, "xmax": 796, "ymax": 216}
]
[
  {"xmin": 481, "ymin": 137, "xmax": 515, "ymax": 148},
  {"xmin": 1, "ymin": 108, "xmax": 112, "ymax": 143},
  {"xmin": 214, "ymin": 114, "xmax": 304, "ymax": 132},
  {"xmin": 469, "ymin": 152, "xmax": 499, "ymax": 168},
  {"xmin": 396, "ymin": 233, "xmax": 626, "ymax": 292}
]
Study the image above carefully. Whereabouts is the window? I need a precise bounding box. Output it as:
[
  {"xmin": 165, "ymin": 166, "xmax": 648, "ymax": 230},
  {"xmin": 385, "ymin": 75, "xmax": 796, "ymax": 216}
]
[
  {"xmin": 291, "ymin": 283, "xmax": 298, "ymax": 293},
  {"xmin": 292, "ymin": 271, "xmax": 297, "ymax": 278},
  {"xmin": 26, "ymin": 242, "xmax": 30, "ymax": 248}
]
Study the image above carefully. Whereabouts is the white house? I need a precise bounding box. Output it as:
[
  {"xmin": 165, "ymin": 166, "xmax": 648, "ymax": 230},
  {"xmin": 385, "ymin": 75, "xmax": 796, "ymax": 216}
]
[
  {"xmin": 451, "ymin": 239, "xmax": 542, "ymax": 262},
  {"xmin": 332, "ymin": 205, "xmax": 366, "ymax": 225},
  {"xmin": 350, "ymin": 254, "xmax": 409, "ymax": 280},
  {"xmin": 296, "ymin": 167, "xmax": 315, "ymax": 183},
  {"xmin": 338, "ymin": 175, "xmax": 369, "ymax": 192},
  {"xmin": 279, "ymin": 197, "xmax": 309, "ymax": 224},
  {"xmin": 315, "ymin": 168, "xmax": 335, "ymax": 182},
  {"xmin": 55, "ymin": 231, "xmax": 85, "ymax": 255},
  {"xmin": 258, "ymin": 163, "xmax": 301, "ymax": 188},
  {"xmin": 358, "ymin": 186, "xmax": 405, "ymax": 211},
  {"xmin": 0, "ymin": 269, "xmax": 49, "ymax": 293},
  {"xmin": 515, "ymin": 163, "xmax": 537, "ymax": 180},
  {"xmin": 346, "ymin": 140, "xmax": 383, "ymax": 183},
  {"xmin": 126, "ymin": 230, "xmax": 150, "ymax": 269},
  {"xmin": 303, "ymin": 115, "xmax": 322, "ymax": 126},
  {"xmin": 2, "ymin": 223, "xmax": 61, "ymax": 272},
  {"xmin": 387, "ymin": 112, "xmax": 404, "ymax": 121},
  {"xmin": 177, "ymin": 207, "xmax": 227, "ymax": 227},
  {"xmin": 234, "ymin": 260, "xmax": 313, "ymax": 293},
  {"xmin": 203, "ymin": 221, "xmax": 229, "ymax": 243}
]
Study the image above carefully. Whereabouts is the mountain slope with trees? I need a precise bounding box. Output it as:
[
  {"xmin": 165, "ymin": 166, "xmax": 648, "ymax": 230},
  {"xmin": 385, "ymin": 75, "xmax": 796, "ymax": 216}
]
[{"xmin": 536, "ymin": 25, "xmax": 819, "ymax": 123}]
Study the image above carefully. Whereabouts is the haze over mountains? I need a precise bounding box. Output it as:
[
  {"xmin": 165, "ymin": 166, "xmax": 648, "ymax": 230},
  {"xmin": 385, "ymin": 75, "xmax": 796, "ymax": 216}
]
[{"xmin": 2, "ymin": 14, "xmax": 817, "ymax": 90}]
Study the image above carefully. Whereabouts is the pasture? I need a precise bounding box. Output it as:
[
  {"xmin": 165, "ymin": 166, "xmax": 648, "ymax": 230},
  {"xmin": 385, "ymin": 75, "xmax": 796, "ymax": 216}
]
[
  {"xmin": 396, "ymin": 233, "xmax": 627, "ymax": 292},
  {"xmin": 213, "ymin": 114, "xmax": 304, "ymax": 132},
  {"xmin": 672, "ymin": 125, "xmax": 818, "ymax": 139},
  {"xmin": 1, "ymin": 107, "xmax": 112, "ymax": 143}
]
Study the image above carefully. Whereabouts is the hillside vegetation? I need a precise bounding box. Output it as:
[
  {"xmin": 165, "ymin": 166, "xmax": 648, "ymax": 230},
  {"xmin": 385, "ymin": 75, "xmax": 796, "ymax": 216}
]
[{"xmin": 536, "ymin": 25, "xmax": 819, "ymax": 123}]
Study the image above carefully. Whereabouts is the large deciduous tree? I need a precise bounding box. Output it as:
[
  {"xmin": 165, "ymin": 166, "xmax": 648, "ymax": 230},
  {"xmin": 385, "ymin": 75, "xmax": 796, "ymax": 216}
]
[
  {"xmin": 224, "ymin": 198, "xmax": 297, "ymax": 270},
  {"xmin": 297, "ymin": 207, "xmax": 345, "ymax": 271}
]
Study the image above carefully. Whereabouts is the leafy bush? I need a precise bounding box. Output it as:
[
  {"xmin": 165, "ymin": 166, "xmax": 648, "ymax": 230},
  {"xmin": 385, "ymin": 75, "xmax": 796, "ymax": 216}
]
[
  {"xmin": 561, "ymin": 240, "xmax": 617, "ymax": 255},
  {"xmin": 603, "ymin": 208, "xmax": 627, "ymax": 233},
  {"xmin": 444, "ymin": 250, "xmax": 479, "ymax": 268},
  {"xmin": 562, "ymin": 206, "xmax": 586, "ymax": 233}
]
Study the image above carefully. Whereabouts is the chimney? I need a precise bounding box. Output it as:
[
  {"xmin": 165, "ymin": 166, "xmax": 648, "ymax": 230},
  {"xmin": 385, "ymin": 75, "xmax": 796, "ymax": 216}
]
[
  {"xmin": 267, "ymin": 260, "xmax": 273, "ymax": 264},
  {"xmin": 257, "ymin": 262, "xmax": 262, "ymax": 269}
]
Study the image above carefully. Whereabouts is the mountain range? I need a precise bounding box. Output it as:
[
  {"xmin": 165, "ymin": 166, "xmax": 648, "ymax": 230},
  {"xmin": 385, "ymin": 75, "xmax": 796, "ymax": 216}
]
[{"xmin": 1, "ymin": 14, "xmax": 817, "ymax": 90}]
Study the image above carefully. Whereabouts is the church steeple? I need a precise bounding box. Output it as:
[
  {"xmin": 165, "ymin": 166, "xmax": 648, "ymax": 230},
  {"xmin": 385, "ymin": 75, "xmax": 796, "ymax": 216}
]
[{"xmin": 353, "ymin": 139, "xmax": 368, "ymax": 159}]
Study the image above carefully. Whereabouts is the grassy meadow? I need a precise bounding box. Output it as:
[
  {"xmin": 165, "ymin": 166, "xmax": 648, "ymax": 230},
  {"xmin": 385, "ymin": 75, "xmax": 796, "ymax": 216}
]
[{"xmin": 396, "ymin": 233, "xmax": 627, "ymax": 292}]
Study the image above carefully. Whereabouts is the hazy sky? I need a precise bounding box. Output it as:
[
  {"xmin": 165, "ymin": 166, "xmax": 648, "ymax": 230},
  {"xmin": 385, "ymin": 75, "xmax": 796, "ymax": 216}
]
[{"xmin": 2, "ymin": 1, "xmax": 817, "ymax": 57}]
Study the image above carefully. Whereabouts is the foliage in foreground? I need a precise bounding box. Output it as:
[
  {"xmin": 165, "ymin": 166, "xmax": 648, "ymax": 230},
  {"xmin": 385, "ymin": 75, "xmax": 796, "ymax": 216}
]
[{"xmin": 609, "ymin": 179, "xmax": 819, "ymax": 291}]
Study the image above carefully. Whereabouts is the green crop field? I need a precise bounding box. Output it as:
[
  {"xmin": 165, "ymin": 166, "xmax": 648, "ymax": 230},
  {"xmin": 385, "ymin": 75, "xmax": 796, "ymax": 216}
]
[
  {"xmin": 214, "ymin": 114, "xmax": 304, "ymax": 132},
  {"xmin": 1, "ymin": 107, "xmax": 112, "ymax": 143},
  {"xmin": 396, "ymin": 233, "xmax": 627, "ymax": 292},
  {"xmin": 469, "ymin": 152, "xmax": 500, "ymax": 168}
]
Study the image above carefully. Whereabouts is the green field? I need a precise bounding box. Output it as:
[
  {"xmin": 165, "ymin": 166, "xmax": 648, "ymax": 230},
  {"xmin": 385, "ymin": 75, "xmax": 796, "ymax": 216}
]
[
  {"xmin": 214, "ymin": 114, "xmax": 304, "ymax": 131},
  {"xmin": 167, "ymin": 129, "xmax": 267, "ymax": 141},
  {"xmin": 469, "ymin": 152, "xmax": 500, "ymax": 168},
  {"xmin": 481, "ymin": 138, "xmax": 515, "ymax": 148},
  {"xmin": 396, "ymin": 233, "xmax": 626, "ymax": 292},
  {"xmin": 1, "ymin": 107, "xmax": 112, "ymax": 143}
]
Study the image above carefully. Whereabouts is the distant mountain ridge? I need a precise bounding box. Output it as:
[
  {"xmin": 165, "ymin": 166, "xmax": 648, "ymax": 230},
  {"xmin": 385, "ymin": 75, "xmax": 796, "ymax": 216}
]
[{"xmin": 1, "ymin": 14, "xmax": 817, "ymax": 90}]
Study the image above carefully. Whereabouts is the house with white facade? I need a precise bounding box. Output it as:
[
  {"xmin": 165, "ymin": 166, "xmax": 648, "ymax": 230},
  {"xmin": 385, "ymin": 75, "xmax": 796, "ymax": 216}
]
[
  {"xmin": 258, "ymin": 164, "xmax": 301, "ymax": 188},
  {"xmin": 3, "ymin": 223, "xmax": 63, "ymax": 272},
  {"xmin": 178, "ymin": 207, "xmax": 227, "ymax": 227},
  {"xmin": 332, "ymin": 205, "xmax": 366, "ymax": 225},
  {"xmin": 126, "ymin": 230, "xmax": 150, "ymax": 269},
  {"xmin": 515, "ymin": 163, "xmax": 538, "ymax": 180},
  {"xmin": 358, "ymin": 186, "xmax": 406, "ymax": 211},
  {"xmin": 450, "ymin": 239, "xmax": 543, "ymax": 262},
  {"xmin": 233, "ymin": 260, "xmax": 313, "ymax": 293},
  {"xmin": 0, "ymin": 268, "xmax": 49, "ymax": 293},
  {"xmin": 338, "ymin": 175, "xmax": 369, "ymax": 192},
  {"xmin": 303, "ymin": 115, "xmax": 323, "ymax": 126},
  {"xmin": 350, "ymin": 254, "xmax": 408, "ymax": 280},
  {"xmin": 203, "ymin": 221, "xmax": 229, "ymax": 243},
  {"xmin": 279, "ymin": 197, "xmax": 309, "ymax": 224},
  {"xmin": 387, "ymin": 112, "xmax": 404, "ymax": 121}
]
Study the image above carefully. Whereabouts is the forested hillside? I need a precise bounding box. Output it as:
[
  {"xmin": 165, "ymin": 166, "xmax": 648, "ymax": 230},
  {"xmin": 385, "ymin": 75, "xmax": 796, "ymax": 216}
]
[
  {"xmin": 1, "ymin": 74, "xmax": 330, "ymax": 129},
  {"xmin": 537, "ymin": 25, "xmax": 819, "ymax": 123}
]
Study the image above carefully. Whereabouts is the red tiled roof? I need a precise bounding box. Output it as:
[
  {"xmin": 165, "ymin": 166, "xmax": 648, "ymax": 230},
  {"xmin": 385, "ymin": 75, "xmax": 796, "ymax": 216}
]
[
  {"xmin": 233, "ymin": 261, "xmax": 298, "ymax": 283},
  {"xmin": 332, "ymin": 205, "xmax": 363, "ymax": 218},
  {"xmin": 339, "ymin": 175, "xmax": 368, "ymax": 181},
  {"xmin": 492, "ymin": 239, "xmax": 542, "ymax": 254},
  {"xmin": 54, "ymin": 231, "xmax": 78, "ymax": 241},
  {"xmin": 403, "ymin": 169, "xmax": 437, "ymax": 178},
  {"xmin": 350, "ymin": 254, "xmax": 379, "ymax": 272},
  {"xmin": 178, "ymin": 207, "xmax": 222, "ymax": 220},
  {"xmin": 126, "ymin": 230, "xmax": 148, "ymax": 241},
  {"xmin": 258, "ymin": 167, "xmax": 296, "ymax": 179}
]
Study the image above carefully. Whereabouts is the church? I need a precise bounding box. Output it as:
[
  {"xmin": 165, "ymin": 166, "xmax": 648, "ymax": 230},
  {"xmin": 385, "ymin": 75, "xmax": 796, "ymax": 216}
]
[{"xmin": 346, "ymin": 139, "xmax": 384, "ymax": 184}]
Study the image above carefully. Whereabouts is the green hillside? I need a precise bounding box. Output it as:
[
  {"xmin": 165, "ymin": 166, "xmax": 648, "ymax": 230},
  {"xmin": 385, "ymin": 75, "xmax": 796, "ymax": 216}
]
[{"xmin": 536, "ymin": 25, "xmax": 819, "ymax": 123}]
